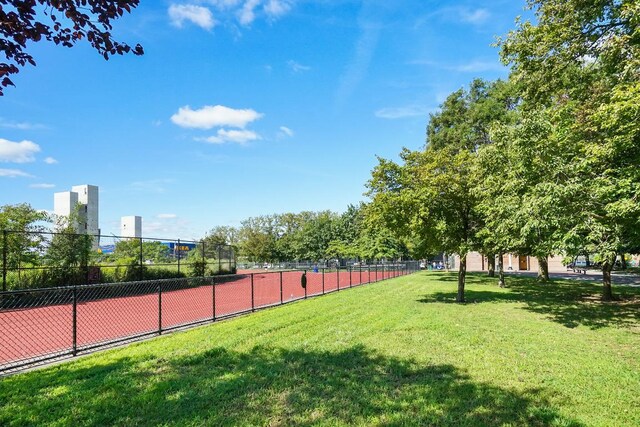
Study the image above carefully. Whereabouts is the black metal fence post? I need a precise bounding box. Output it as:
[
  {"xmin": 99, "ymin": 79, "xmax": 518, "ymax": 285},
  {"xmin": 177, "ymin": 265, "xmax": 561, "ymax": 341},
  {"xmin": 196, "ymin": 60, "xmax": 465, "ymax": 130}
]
[
  {"xmin": 304, "ymin": 269, "xmax": 308, "ymax": 299},
  {"xmin": 251, "ymin": 273, "xmax": 255, "ymax": 312},
  {"xmin": 84, "ymin": 234, "xmax": 90, "ymax": 286},
  {"xmin": 375, "ymin": 263, "xmax": 378, "ymax": 282},
  {"xmin": 279, "ymin": 271, "xmax": 283, "ymax": 304},
  {"xmin": 336, "ymin": 267, "xmax": 340, "ymax": 291},
  {"xmin": 212, "ymin": 276, "xmax": 216, "ymax": 321},
  {"xmin": 177, "ymin": 239, "xmax": 181, "ymax": 274},
  {"xmin": 2, "ymin": 230, "xmax": 6, "ymax": 292},
  {"xmin": 201, "ymin": 240, "xmax": 206, "ymax": 277},
  {"xmin": 139, "ymin": 237, "xmax": 144, "ymax": 281},
  {"xmin": 158, "ymin": 282, "xmax": 163, "ymax": 335},
  {"xmin": 322, "ymin": 268, "xmax": 325, "ymax": 294},
  {"xmin": 72, "ymin": 286, "xmax": 77, "ymax": 356},
  {"xmin": 349, "ymin": 267, "xmax": 352, "ymax": 288}
]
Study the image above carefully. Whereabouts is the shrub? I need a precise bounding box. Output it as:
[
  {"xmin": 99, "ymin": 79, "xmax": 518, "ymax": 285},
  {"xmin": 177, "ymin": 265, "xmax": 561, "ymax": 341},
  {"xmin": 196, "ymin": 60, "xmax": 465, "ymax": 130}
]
[{"xmin": 189, "ymin": 260, "xmax": 207, "ymax": 278}]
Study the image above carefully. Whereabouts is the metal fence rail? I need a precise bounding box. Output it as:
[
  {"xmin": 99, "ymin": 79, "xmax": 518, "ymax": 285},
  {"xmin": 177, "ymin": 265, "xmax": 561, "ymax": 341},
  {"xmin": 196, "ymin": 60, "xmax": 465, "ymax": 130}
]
[
  {"xmin": 0, "ymin": 262, "xmax": 419, "ymax": 375},
  {"xmin": 1, "ymin": 229, "xmax": 237, "ymax": 292}
]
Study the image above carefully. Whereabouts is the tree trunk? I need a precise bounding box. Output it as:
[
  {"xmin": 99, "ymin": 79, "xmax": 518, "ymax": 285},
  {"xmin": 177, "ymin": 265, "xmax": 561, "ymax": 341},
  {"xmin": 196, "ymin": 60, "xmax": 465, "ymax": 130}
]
[
  {"xmin": 602, "ymin": 261, "xmax": 614, "ymax": 301},
  {"xmin": 620, "ymin": 253, "xmax": 627, "ymax": 270},
  {"xmin": 457, "ymin": 253, "xmax": 466, "ymax": 303},
  {"xmin": 487, "ymin": 254, "xmax": 495, "ymax": 277},
  {"xmin": 497, "ymin": 252, "xmax": 505, "ymax": 288},
  {"xmin": 537, "ymin": 256, "xmax": 549, "ymax": 282}
]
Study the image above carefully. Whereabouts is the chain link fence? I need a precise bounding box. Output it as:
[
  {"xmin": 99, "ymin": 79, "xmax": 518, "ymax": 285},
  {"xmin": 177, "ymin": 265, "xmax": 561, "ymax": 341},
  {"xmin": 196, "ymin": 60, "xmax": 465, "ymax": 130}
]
[
  {"xmin": 1, "ymin": 230, "xmax": 236, "ymax": 292},
  {"xmin": 0, "ymin": 262, "xmax": 419, "ymax": 375}
]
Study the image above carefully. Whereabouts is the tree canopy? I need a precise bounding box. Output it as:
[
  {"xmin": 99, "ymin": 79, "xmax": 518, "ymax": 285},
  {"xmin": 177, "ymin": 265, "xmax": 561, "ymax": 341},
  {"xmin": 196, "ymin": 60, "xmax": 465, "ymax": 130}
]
[
  {"xmin": 365, "ymin": 0, "xmax": 639, "ymax": 302},
  {"xmin": 0, "ymin": 0, "xmax": 143, "ymax": 95},
  {"xmin": 498, "ymin": 0, "xmax": 640, "ymax": 300}
]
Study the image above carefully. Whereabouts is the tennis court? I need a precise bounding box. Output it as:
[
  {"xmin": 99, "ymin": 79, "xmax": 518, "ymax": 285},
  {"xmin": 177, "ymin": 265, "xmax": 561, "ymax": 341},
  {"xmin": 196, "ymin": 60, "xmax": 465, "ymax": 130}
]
[{"xmin": 0, "ymin": 265, "xmax": 413, "ymax": 374}]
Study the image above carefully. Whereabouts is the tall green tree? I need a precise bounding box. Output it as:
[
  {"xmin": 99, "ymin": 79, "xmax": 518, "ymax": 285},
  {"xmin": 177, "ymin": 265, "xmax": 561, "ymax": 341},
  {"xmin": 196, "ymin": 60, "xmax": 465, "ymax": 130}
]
[
  {"xmin": 0, "ymin": 203, "xmax": 48, "ymax": 286},
  {"xmin": 367, "ymin": 147, "xmax": 481, "ymax": 302},
  {"xmin": 428, "ymin": 78, "xmax": 519, "ymax": 278},
  {"xmin": 200, "ymin": 226, "xmax": 239, "ymax": 258},
  {"xmin": 46, "ymin": 209, "xmax": 94, "ymax": 285},
  {"xmin": 478, "ymin": 107, "xmax": 578, "ymax": 283},
  {"xmin": 297, "ymin": 211, "xmax": 340, "ymax": 262},
  {"xmin": 237, "ymin": 216, "xmax": 279, "ymax": 263},
  {"xmin": 500, "ymin": 0, "xmax": 640, "ymax": 300}
]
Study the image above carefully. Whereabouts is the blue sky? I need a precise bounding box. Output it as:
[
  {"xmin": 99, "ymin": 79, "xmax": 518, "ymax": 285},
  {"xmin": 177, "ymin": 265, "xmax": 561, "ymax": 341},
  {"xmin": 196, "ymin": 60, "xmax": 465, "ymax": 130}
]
[{"xmin": 0, "ymin": 0, "xmax": 528, "ymax": 239}]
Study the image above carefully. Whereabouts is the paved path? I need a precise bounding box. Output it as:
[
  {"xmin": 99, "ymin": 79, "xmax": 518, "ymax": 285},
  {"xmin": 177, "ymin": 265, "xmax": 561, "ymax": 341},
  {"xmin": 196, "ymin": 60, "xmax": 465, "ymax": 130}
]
[{"xmin": 501, "ymin": 270, "xmax": 640, "ymax": 287}]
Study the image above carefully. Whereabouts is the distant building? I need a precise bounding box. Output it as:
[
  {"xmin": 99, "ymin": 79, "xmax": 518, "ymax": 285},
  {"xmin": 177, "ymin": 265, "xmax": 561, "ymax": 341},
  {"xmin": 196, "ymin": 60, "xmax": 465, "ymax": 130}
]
[
  {"xmin": 53, "ymin": 184, "xmax": 100, "ymax": 249},
  {"xmin": 453, "ymin": 252, "xmax": 565, "ymax": 273},
  {"xmin": 121, "ymin": 216, "xmax": 142, "ymax": 238},
  {"xmin": 53, "ymin": 191, "xmax": 79, "ymax": 228}
]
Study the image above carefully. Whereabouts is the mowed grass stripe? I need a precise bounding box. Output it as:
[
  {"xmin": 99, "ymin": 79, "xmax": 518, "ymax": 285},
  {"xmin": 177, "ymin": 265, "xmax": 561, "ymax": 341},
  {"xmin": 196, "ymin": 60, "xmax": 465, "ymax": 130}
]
[{"xmin": 1, "ymin": 272, "xmax": 639, "ymax": 426}]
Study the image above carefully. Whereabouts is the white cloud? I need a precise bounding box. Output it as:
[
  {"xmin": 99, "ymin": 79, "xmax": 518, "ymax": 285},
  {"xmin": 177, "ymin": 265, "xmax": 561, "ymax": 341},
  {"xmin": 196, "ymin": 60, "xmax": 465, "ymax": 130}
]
[
  {"xmin": 130, "ymin": 179, "xmax": 174, "ymax": 194},
  {"xmin": 44, "ymin": 156, "xmax": 58, "ymax": 164},
  {"xmin": 142, "ymin": 221, "xmax": 164, "ymax": 234},
  {"xmin": 0, "ymin": 168, "xmax": 33, "ymax": 178},
  {"xmin": 142, "ymin": 217, "xmax": 194, "ymax": 238},
  {"xmin": 335, "ymin": 21, "xmax": 381, "ymax": 109},
  {"xmin": 0, "ymin": 138, "xmax": 41, "ymax": 163},
  {"xmin": 459, "ymin": 8, "xmax": 490, "ymax": 24},
  {"xmin": 278, "ymin": 126, "xmax": 294, "ymax": 137},
  {"xmin": 169, "ymin": 4, "xmax": 216, "ymax": 30},
  {"xmin": 239, "ymin": 0, "xmax": 261, "ymax": 25},
  {"xmin": 157, "ymin": 213, "xmax": 178, "ymax": 219},
  {"xmin": 30, "ymin": 183, "xmax": 55, "ymax": 189},
  {"xmin": 0, "ymin": 119, "xmax": 46, "ymax": 130},
  {"xmin": 171, "ymin": 105, "xmax": 263, "ymax": 129},
  {"xmin": 264, "ymin": 0, "xmax": 293, "ymax": 18},
  {"xmin": 451, "ymin": 61, "xmax": 506, "ymax": 73},
  {"xmin": 199, "ymin": 129, "xmax": 261, "ymax": 144},
  {"xmin": 420, "ymin": 7, "xmax": 491, "ymax": 27},
  {"xmin": 208, "ymin": 0, "xmax": 242, "ymax": 10},
  {"xmin": 287, "ymin": 60, "xmax": 311, "ymax": 73},
  {"xmin": 408, "ymin": 59, "xmax": 506, "ymax": 73},
  {"xmin": 205, "ymin": 0, "xmax": 294, "ymax": 26},
  {"xmin": 375, "ymin": 105, "xmax": 432, "ymax": 119}
]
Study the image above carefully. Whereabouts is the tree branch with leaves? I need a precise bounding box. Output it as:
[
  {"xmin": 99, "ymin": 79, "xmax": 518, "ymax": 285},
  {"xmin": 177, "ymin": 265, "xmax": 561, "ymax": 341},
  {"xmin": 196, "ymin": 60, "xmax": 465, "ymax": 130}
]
[{"xmin": 0, "ymin": 0, "xmax": 143, "ymax": 94}]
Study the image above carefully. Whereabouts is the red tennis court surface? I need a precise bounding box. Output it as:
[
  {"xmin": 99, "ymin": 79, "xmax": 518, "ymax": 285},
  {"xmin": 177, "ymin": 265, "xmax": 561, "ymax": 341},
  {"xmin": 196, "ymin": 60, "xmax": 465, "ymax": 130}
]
[{"xmin": 0, "ymin": 267, "xmax": 413, "ymax": 374}]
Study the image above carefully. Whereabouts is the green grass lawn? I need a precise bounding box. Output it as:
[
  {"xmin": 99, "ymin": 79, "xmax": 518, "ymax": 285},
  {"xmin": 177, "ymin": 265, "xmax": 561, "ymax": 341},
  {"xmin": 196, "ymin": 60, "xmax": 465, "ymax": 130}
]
[{"xmin": 1, "ymin": 272, "xmax": 639, "ymax": 426}]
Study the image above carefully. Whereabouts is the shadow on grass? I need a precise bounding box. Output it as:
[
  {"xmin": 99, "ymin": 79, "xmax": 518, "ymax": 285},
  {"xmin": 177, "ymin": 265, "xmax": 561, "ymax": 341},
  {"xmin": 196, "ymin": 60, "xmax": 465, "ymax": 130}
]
[
  {"xmin": 419, "ymin": 272, "xmax": 640, "ymax": 330},
  {"xmin": 0, "ymin": 345, "xmax": 580, "ymax": 426}
]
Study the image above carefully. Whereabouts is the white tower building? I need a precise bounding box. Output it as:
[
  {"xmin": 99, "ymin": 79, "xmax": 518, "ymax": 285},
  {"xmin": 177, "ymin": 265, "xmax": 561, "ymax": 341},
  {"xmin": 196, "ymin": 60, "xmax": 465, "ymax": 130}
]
[
  {"xmin": 53, "ymin": 191, "xmax": 79, "ymax": 231},
  {"xmin": 53, "ymin": 184, "xmax": 100, "ymax": 249},
  {"xmin": 71, "ymin": 185, "xmax": 99, "ymax": 237},
  {"xmin": 121, "ymin": 216, "xmax": 142, "ymax": 238}
]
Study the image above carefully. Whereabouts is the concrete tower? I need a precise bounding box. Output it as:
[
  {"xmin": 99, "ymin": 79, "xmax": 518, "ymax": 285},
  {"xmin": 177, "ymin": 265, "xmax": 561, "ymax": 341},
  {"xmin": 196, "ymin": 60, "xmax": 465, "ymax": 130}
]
[
  {"xmin": 53, "ymin": 184, "xmax": 100, "ymax": 249},
  {"xmin": 121, "ymin": 216, "xmax": 142, "ymax": 238},
  {"xmin": 71, "ymin": 185, "xmax": 99, "ymax": 237},
  {"xmin": 53, "ymin": 191, "xmax": 79, "ymax": 231}
]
